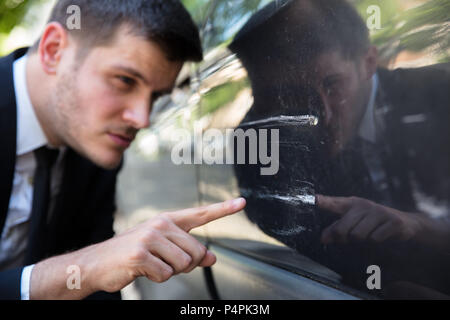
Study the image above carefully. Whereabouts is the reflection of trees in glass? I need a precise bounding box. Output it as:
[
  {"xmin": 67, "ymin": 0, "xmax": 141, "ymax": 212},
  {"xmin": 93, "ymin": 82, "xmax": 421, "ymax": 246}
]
[
  {"xmin": 184, "ymin": 0, "xmax": 449, "ymax": 63},
  {"xmin": 200, "ymin": 78, "xmax": 249, "ymax": 118},
  {"xmin": 158, "ymin": 78, "xmax": 249, "ymax": 135},
  {"xmin": 183, "ymin": 0, "xmax": 272, "ymax": 51},
  {"xmin": 353, "ymin": 0, "xmax": 450, "ymax": 63},
  {"xmin": 182, "ymin": 0, "xmax": 213, "ymax": 28}
]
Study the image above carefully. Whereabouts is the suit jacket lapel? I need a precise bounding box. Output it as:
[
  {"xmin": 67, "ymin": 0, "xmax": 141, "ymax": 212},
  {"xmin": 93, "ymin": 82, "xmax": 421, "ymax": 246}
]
[{"xmin": 0, "ymin": 52, "xmax": 18, "ymax": 234}]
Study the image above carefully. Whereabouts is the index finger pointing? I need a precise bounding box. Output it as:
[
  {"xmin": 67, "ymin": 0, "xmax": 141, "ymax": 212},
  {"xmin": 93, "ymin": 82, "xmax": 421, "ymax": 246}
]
[
  {"xmin": 316, "ymin": 194, "xmax": 353, "ymax": 216},
  {"xmin": 166, "ymin": 198, "xmax": 246, "ymax": 232}
]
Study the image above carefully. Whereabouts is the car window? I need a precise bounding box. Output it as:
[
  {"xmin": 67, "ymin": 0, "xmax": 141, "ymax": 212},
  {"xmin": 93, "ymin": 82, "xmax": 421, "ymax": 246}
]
[{"xmin": 193, "ymin": 0, "xmax": 450, "ymax": 299}]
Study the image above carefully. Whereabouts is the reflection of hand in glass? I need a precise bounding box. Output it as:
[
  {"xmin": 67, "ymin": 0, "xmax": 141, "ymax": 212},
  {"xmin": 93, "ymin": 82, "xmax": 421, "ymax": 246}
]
[{"xmin": 317, "ymin": 195, "xmax": 424, "ymax": 244}]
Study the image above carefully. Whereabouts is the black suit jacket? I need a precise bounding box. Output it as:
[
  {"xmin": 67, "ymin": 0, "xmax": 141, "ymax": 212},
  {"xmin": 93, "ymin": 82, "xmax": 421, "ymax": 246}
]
[{"xmin": 0, "ymin": 49, "xmax": 122, "ymax": 300}]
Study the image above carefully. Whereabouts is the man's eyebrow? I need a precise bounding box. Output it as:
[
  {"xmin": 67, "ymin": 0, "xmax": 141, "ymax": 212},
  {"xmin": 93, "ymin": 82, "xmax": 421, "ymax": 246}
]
[
  {"xmin": 111, "ymin": 65, "xmax": 176, "ymax": 94},
  {"xmin": 112, "ymin": 65, "xmax": 149, "ymax": 85}
]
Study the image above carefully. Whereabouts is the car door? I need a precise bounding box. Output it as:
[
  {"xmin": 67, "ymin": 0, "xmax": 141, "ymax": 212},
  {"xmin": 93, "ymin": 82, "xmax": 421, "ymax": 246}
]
[
  {"xmin": 195, "ymin": 0, "xmax": 450, "ymax": 300},
  {"xmin": 192, "ymin": 0, "xmax": 365, "ymax": 300},
  {"xmin": 194, "ymin": 46, "xmax": 367, "ymax": 300}
]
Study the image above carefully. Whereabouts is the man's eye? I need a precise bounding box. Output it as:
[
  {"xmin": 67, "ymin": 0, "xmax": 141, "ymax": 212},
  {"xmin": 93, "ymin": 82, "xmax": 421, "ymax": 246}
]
[
  {"xmin": 323, "ymin": 79, "xmax": 337, "ymax": 89},
  {"xmin": 117, "ymin": 76, "xmax": 136, "ymax": 87},
  {"xmin": 323, "ymin": 79, "xmax": 339, "ymax": 95}
]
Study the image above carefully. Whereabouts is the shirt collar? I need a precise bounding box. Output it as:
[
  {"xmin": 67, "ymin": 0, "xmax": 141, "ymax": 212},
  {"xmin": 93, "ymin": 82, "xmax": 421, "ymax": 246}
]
[
  {"xmin": 13, "ymin": 55, "xmax": 49, "ymax": 156},
  {"xmin": 358, "ymin": 73, "xmax": 379, "ymax": 144}
]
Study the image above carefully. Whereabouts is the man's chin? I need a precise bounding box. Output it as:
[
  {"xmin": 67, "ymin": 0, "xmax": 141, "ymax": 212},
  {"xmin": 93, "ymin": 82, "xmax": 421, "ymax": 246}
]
[
  {"xmin": 98, "ymin": 160, "xmax": 123, "ymax": 170},
  {"xmin": 79, "ymin": 147, "xmax": 124, "ymax": 170},
  {"xmin": 328, "ymin": 146, "xmax": 341, "ymax": 158},
  {"xmin": 93, "ymin": 155, "xmax": 123, "ymax": 170},
  {"xmin": 320, "ymin": 135, "xmax": 341, "ymax": 158},
  {"xmin": 65, "ymin": 136, "xmax": 125, "ymax": 169}
]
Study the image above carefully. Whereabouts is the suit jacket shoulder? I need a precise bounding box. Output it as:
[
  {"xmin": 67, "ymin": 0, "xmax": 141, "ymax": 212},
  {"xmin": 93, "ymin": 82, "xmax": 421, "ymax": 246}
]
[{"xmin": 378, "ymin": 64, "xmax": 450, "ymax": 115}]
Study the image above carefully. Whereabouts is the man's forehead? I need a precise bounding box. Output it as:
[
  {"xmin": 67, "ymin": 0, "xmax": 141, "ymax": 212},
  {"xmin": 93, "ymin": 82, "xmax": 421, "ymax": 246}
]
[
  {"xmin": 84, "ymin": 25, "xmax": 167, "ymax": 64},
  {"xmin": 306, "ymin": 51, "xmax": 356, "ymax": 77},
  {"xmin": 86, "ymin": 32, "xmax": 181, "ymax": 80}
]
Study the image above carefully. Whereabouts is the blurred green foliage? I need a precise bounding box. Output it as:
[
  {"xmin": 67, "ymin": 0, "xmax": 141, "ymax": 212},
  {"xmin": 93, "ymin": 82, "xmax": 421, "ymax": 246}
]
[
  {"xmin": 0, "ymin": 0, "xmax": 32, "ymax": 33},
  {"xmin": 200, "ymin": 78, "xmax": 249, "ymax": 117},
  {"xmin": 0, "ymin": 0, "xmax": 48, "ymax": 53}
]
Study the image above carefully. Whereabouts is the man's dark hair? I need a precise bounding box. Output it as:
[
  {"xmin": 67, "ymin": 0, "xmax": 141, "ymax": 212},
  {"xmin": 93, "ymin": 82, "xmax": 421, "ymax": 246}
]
[
  {"xmin": 230, "ymin": 0, "xmax": 370, "ymax": 68},
  {"xmin": 30, "ymin": 0, "xmax": 203, "ymax": 62}
]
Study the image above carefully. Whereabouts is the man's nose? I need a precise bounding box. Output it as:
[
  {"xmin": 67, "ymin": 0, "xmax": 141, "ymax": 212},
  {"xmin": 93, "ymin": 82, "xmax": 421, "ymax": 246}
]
[{"xmin": 122, "ymin": 101, "xmax": 151, "ymax": 129}]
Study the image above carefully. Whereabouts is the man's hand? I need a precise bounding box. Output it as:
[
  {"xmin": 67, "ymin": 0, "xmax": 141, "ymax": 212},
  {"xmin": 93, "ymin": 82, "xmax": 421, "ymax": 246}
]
[
  {"xmin": 30, "ymin": 198, "xmax": 246, "ymax": 299},
  {"xmin": 316, "ymin": 195, "xmax": 422, "ymax": 245},
  {"xmin": 93, "ymin": 197, "xmax": 247, "ymax": 292}
]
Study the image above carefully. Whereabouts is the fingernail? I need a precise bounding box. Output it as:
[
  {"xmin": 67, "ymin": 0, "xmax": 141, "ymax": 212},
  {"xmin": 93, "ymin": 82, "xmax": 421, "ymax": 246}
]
[
  {"xmin": 207, "ymin": 250, "xmax": 216, "ymax": 259},
  {"xmin": 231, "ymin": 198, "xmax": 245, "ymax": 210}
]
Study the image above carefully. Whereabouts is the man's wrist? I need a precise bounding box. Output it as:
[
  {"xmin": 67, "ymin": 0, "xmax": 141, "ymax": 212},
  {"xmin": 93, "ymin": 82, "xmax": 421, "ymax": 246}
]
[{"xmin": 29, "ymin": 244, "xmax": 101, "ymax": 300}]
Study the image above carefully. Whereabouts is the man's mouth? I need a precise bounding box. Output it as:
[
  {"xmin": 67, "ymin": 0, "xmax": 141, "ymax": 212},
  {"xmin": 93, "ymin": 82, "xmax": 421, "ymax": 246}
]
[{"xmin": 108, "ymin": 133, "xmax": 135, "ymax": 148}]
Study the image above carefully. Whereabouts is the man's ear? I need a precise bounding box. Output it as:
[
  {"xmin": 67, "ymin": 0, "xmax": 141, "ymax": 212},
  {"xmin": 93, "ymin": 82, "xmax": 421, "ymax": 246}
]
[
  {"xmin": 38, "ymin": 22, "xmax": 69, "ymax": 75},
  {"xmin": 363, "ymin": 45, "xmax": 378, "ymax": 80}
]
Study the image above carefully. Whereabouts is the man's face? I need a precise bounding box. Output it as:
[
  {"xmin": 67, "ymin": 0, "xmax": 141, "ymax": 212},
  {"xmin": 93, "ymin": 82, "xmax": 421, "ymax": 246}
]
[
  {"xmin": 305, "ymin": 50, "xmax": 373, "ymax": 156},
  {"xmin": 51, "ymin": 26, "xmax": 182, "ymax": 169}
]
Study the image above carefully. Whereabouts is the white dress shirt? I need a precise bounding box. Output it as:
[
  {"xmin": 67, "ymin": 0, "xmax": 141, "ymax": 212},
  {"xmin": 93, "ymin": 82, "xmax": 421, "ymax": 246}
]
[{"xmin": 0, "ymin": 55, "xmax": 65, "ymax": 300}]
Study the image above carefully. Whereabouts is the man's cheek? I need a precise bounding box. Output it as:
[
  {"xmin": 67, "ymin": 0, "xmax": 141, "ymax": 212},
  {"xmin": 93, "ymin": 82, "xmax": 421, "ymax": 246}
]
[
  {"xmin": 84, "ymin": 94, "xmax": 121, "ymax": 123},
  {"xmin": 94, "ymin": 92, "xmax": 125, "ymax": 115}
]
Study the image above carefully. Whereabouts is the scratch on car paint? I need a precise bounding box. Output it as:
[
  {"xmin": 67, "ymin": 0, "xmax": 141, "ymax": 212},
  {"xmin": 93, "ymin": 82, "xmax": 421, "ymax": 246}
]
[
  {"xmin": 239, "ymin": 115, "xmax": 319, "ymax": 128},
  {"xmin": 240, "ymin": 187, "xmax": 316, "ymax": 206},
  {"xmin": 269, "ymin": 225, "xmax": 311, "ymax": 236}
]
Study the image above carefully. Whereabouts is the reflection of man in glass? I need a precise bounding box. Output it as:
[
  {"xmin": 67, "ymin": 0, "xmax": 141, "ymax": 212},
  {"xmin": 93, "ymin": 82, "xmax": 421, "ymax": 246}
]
[{"xmin": 231, "ymin": 0, "xmax": 450, "ymax": 298}]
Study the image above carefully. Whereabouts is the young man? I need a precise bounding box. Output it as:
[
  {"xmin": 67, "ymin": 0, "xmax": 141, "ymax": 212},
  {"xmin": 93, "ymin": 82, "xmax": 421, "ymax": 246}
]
[{"xmin": 0, "ymin": 0, "xmax": 246, "ymax": 300}]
